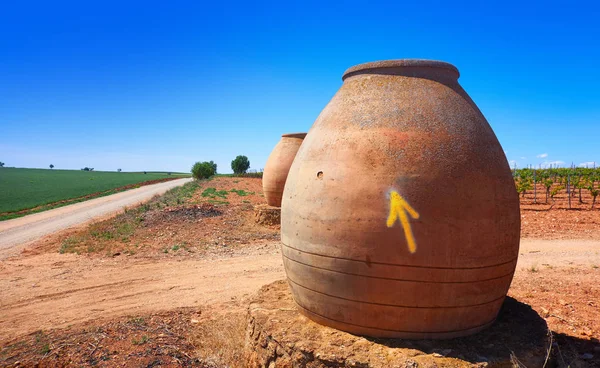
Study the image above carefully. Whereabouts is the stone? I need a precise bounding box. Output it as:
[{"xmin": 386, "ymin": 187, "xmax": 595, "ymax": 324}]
[{"xmin": 244, "ymin": 281, "xmax": 551, "ymax": 367}]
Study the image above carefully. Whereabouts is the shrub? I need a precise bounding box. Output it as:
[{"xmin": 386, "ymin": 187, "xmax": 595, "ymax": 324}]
[
  {"xmin": 191, "ymin": 161, "xmax": 216, "ymax": 180},
  {"xmin": 231, "ymin": 155, "xmax": 250, "ymax": 174}
]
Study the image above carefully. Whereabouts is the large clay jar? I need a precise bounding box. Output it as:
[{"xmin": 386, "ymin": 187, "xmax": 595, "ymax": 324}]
[
  {"xmin": 263, "ymin": 133, "xmax": 307, "ymax": 207},
  {"xmin": 280, "ymin": 60, "xmax": 520, "ymax": 339}
]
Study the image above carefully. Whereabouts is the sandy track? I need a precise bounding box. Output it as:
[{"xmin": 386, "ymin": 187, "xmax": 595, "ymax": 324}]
[
  {"xmin": 0, "ymin": 238, "xmax": 598, "ymax": 343},
  {"xmin": 0, "ymin": 178, "xmax": 193, "ymax": 259}
]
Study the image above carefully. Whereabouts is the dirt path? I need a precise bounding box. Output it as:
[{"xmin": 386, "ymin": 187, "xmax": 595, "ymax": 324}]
[
  {"xmin": 516, "ymin": 238, "xmax": 600, "ymax": 269},
  {"xmin": 0, "ymin": 238, "xmax": 598, "ymax": 344},
  {"xmin": 0, "ymin": 178, "xmax": 193, "ymax": 259},
  {"xmin": 0, "ymin": 246, "xmax": 285, "ymax": 342}
]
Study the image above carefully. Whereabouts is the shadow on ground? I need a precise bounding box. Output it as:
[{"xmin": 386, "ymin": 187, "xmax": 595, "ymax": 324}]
[
  {"xmin": 248, "ymin": 281, "xmax": 600, "ymax": 367},
  {"xmin": 368, "ymin": 296, "xmax": 599, "ymax": 367}
]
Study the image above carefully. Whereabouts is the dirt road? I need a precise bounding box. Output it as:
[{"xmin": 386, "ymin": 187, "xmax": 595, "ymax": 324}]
[
  {"xmin": 0, "ymin": 244, "xmax": 285, "ymax": 342},
  {"xmin": 0, "ymin": 178, "xmax": 193, "ymax": 259},
  {"xmin": 0, "ymin": 238, "xmax": 598, "ymax": 343}
]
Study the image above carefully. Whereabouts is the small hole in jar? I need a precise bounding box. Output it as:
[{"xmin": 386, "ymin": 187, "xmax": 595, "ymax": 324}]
[{"xmin": 317, "ymin": 171, "xmax": 324, "ymax": 179}]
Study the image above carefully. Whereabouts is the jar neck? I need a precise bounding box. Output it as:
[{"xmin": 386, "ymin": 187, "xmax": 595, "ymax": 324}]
[{"xmin": 342, "ymin": 59, "xmax": 459, "ymax": 84}]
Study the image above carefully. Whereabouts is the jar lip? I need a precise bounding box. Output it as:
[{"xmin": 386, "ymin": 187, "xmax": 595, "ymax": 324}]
[
  {"xmin": 342, "ymin": 59, "xmax": 460, "ymax": 81},
  {"xmin": 281, "ymin": 132, "xmax": 307, "ymax": 139}
]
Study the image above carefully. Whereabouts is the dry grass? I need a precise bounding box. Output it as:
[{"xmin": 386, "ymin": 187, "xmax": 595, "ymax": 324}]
[{"xmin": 191, "ymin": 310, "xmax": 247, "ymax": 368}]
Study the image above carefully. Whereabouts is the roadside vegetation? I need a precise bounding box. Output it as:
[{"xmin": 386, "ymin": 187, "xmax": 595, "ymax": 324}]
[
  {"xmin": 58, "ymin": 180, "xmax": 203, "ymax": 255},
  {"xmin": 0, "ymin": 168, "xmax": 190, "ymax": 221},
  {"xmin": 57, "ymin": 176, "xmax": 275, "ymax": 257}
]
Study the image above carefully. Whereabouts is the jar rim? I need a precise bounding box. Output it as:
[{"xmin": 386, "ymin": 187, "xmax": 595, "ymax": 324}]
[
  {"xmin": 281, "ymin": 133, "xmax": 307, "ymax": 139},
  {"xmin": 342, "ymin": 59, "xmax": 460, "ymax": 81}
]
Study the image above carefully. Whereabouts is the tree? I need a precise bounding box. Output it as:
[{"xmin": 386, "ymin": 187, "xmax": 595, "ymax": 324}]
[
  {"xmin": 191, "ymin": 161, "xmax": 216, "ymax": 180},
  {"xmin": 550, "ymin": 184, "xmax": 564, "ymax": 205},
  {"xmin": 49, "ymin": 164, "xmax": 54, "ymax": 169},
  {"xmin": 515, "ymin": 175, "xmax": 532, "ymax": 198},
  {"xmin": 117, "ymin": 168, "xmax": 122, "ymax": 172},
  {"xmin": 231, "ymin": 155, "xmax": 250, "ymax": 174},
  {"xmin": 209, "ymin": 160, "xmax": 217, "ymax": 174},
  {"xmin": 0, "ymin": 161, "xmax": 5, "ymax": 167},
  {"xmin": 573, "ymin": 175, "xmax": 586, "ymax": 203}
]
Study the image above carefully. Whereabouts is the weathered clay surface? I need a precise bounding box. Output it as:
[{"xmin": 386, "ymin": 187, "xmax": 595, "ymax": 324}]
[
  {"xmin": 281, "ymin": 59, "xmax": 520, "ymax": 338},
  {"xmin": 244, "ymin": 281, "xmax": 549, "ymax": 368},
  {"xmin": 254, "ymin": 205, "xmax": 281, "ymax": 226},
  {"xmin": 263, "ymin": 133, "xmax": 307, "ymax": 207}
]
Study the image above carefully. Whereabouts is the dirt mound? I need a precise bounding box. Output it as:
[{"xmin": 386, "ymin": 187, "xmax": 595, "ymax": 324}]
[
  {"xmin": 142, "ymin": 203, "xmax": 223, "ymax": 224},
  {"xmin": 244, "ymin": 281, "xmax": 551, "ymax": 368},
  {"xmin": 254, "ymin": 205, "xmax": 281, "ymax": 226}
]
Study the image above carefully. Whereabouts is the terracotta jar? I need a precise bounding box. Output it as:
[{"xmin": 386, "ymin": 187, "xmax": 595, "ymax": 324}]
[
  {"xmin": 263, "ymin": 133, "xmax": 307, "ymax": 207},
  {"xmin": 280, "ymin": 60, "xmax": 520, "ymax": 339}
]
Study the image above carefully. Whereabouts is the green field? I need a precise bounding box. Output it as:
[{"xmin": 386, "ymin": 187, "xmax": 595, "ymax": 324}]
[{"xmin": 0, "ymin": 168, "xmax": 190, "ymax": 219}]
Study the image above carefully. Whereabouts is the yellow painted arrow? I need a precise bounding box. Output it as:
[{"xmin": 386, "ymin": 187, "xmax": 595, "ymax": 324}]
[{"xmin": 387, "ymin": 191, "xmax": 420, "ymax": 254}]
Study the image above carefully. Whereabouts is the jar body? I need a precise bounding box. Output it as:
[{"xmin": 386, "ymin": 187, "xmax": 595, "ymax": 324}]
[
  {"xmin": 263, "ymin": 133, "xmax": 307, "ymax": 207},
  {"xmin": 280, "ymin": 60, "xmax": 520, "ymax": 338}
]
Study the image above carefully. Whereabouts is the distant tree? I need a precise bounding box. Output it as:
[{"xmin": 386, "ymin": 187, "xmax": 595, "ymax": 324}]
[
  {"xmin": 231, "ymin": 155, "xmax": 250, "ymax": 174},
  {"xmin": 209, "ymin": 160, "xmax": 217, "ymax": 174},
  {"xmin": 117, "ymin": 168, "xmax": 122, "ymax": 172},
  {"xmin": 0, "ymin": 161, "xmax": 5, "ymax": 167},
  {"xmin": 50, "ymin": 164, "xmax": 54, "ymax": 169},
  {"xmin": 191, "ymin": 161, "xmax": 216, "ymax": 180},
  {"xmin": 82, "ymin": 167, "xmax": 89, "ymax": 171},
  {"xmin": 144, "ymin": 171, "xmax": 147, "ymax": 174}
]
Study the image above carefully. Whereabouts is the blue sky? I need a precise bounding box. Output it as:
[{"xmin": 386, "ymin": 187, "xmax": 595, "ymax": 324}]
[{"xmin": 1, "ymin": 1, "xmax": 598, "ymax": 173}]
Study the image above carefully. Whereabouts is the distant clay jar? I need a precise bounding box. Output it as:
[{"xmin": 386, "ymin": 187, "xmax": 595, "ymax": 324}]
[
  {"xmin": 281, "ymin": 60, "xmax": 520, "ymax": 339},
  {"xmin": 262, "ymin": 133, "xmax": 307, "ymax": 207}
]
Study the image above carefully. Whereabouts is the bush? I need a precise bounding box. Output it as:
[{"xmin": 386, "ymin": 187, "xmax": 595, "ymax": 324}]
[
  {"xmin": 235, "ymin": 172, "xmax": 263, "ymax": 178},
  {"xmin": 231, "ymin": 155, "xmax": 250, "ymax": 174},
  {"xmin": 191, "ymin": 161, "xmax": 216, "ymax": 180}
]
